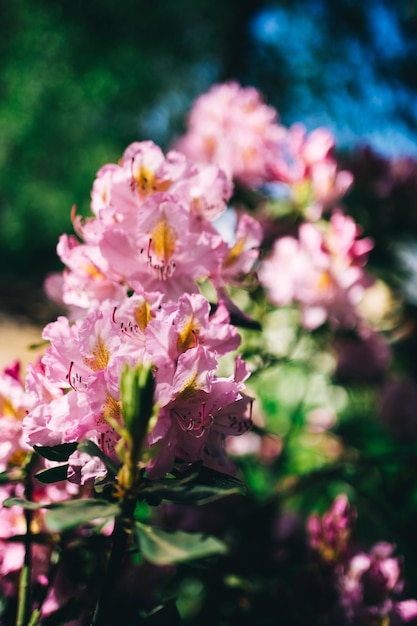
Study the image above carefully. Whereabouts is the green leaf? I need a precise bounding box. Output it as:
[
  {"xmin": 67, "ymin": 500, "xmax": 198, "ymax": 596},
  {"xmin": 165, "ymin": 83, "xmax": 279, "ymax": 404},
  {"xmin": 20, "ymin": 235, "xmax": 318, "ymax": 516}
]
[
  {"xmin": 135, "ymin": 521, "xmax": 227, "ymax": 565},
  {"xmin": 3, "ymin": 497, "xmax": 120, "ymax": 532},
  {"xmin": 45, "ymin": 499, "xmax": 121, "ymax": 533},
  {"xmin": 3, "ymin": 497, "xmax": 47, "ymax": 511},
  {"xmin": 77, "ymin": 440, "xmax": 119, "ymax": 475},
  {"xmin": 141, "ymin": 466, "xmax": 246, "ymax": 505},
  {"xmin": 33, "ymin": 443, "xmax": 78, "ymax": 462},
  {"xmin": 34, "ymin": 465, "xmax": 69, "ymax": 484}
]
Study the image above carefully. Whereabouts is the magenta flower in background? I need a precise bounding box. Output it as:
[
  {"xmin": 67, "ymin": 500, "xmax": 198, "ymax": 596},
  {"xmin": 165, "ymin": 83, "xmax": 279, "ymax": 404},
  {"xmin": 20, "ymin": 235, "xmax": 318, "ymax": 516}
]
[
  {"xmin": 339, "ymin": 543, "xmax": 417, "ymax": 624},
  {"xmin": 307, "ymin": 494, "xmax": 356, "ymax": 565}
]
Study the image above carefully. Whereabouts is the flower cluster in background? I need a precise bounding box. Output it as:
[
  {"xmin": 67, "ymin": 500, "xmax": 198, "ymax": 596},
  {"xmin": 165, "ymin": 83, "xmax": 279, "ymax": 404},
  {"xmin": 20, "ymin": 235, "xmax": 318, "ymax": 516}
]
[{"xmin": 1, "ymin": 81, "xmax": 417, "ymax": 626}]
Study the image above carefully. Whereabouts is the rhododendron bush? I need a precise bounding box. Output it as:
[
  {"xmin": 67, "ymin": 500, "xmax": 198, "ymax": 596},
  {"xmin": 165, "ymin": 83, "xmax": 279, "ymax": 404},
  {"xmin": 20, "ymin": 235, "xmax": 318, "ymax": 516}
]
[{"xmin": 2, "ymin": 82, "xmax": 417, "ymax": 626}]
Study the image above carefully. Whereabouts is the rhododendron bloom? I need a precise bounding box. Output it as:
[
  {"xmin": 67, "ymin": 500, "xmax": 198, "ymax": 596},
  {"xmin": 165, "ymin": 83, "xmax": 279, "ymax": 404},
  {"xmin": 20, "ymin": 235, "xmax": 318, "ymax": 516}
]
[
  {"xmin": 46, "ymin": 140, "xmax": 233, "ymax": 315},
  {"xmin": 269, "ymin": 123, "xmax": 354, "ymax": 219},
  {"xmin": 0, "ymin": 486, "xmax": 26, "ymax": 591},
  {"xmin": 45, "ymin": 233, "xmax": 127, "ymax": 318},
  {"xmin": 213, "ymin": 212, "xmax": 263, "ymax": 286},
  {"xmin": 145, "ymin": 292, "xmax": 240, "ymax": 367},
  {"xmin": 176, "ymin": 81, "xmax": 285, "ymax": 187},
  {"xmin": 147, "ymin": 349, "xmax": 252, "ymax": 478},
  {"xmin": 0, "ymin": 362, "xmax": 33, "ymax": 470},
  {"xmin": 24, "ymin": 307, "xmax": 127, "ymax": 460},
  {"xmin": 307, "ymin": 494, "xmax": 356, "ymax": 564},
  {"xmin": 0, "ymin": 470, "xmax": 81, "ymax": 596},
  {"xmin": 259, "ymin": 211, "xmax": 374, "ymax": 329},
  {"xmin": 176, "ymin": 84, "xmax": 352, "ymax": 220},
  {"xmin": 24, "ymin": 288, "xmax": 252, "ymax": 483},
  {"xmin": 339, "ymin": 543, "xmax": 417, "ymax": 624},
  {"xmin": 99, "ymin": 193, "xmax": 224, "ymax": 298},
  {"xmin": 93, "ymin": 140, "xmax": 231, "ymax": 223}
]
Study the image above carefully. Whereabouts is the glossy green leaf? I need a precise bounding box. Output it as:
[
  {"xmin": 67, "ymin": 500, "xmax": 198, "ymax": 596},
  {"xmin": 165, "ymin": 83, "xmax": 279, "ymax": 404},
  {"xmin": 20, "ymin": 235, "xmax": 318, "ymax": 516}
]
[
  {"xmin": 3, "ymin": 497, "xmax": 47, "ymax": 511},
  {"xmin": 3, "ymin": 497, "xmax": 120, "ymax": 532},
  {"xmin": 141, "ymin": 467, "xmax": 246, "ymax": 505},
  {"xmin": 34, "ymin": 464, "xmax": 69, "ymax": 484},
  {"xmin": 33, "ymin": 443, "xmax": 78, "ymax": 462},
  {"xmin": 135, "ymin": 521, "xmax": 227, "ymax": 565},
  {"xmin": 45, "ymin": 499, "xmax": 121, "ymax": 533}
]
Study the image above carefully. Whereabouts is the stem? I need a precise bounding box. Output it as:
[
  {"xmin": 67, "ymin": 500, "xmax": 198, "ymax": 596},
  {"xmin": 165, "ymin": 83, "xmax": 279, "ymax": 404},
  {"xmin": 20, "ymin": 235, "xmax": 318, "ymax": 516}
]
[
  {"xmin": 16, "ymin": 565, "xmax": 31, "ymax": 626},
  {"xmin": 26, "ymin": 609, "xmax": 41, "ymax": 626},
  {"xmin": 16, "ymin": 455, "xmax": 35, "ymax": 626},
  {"xmin": 90, "ymin": 497, "xmax": 136, "ymax": 626}
]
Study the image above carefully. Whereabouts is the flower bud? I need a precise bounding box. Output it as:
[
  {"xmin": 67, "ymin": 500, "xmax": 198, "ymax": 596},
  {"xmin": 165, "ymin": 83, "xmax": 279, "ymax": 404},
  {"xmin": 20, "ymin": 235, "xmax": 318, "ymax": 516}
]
[{"xmin": 120, "ymin": 363, "xmax": 156, "ymax": 460}]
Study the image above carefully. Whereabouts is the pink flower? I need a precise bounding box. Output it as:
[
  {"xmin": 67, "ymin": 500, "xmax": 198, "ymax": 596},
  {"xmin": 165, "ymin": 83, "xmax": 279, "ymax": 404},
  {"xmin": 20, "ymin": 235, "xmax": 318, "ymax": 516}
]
[
  {"xmin": 0, "ymin": 486, "xmax": 26, "ymax": 593},
  {"xmin": 259, "ymin": 211, "xmax": 374, "ymax": 330},
  {"xmin": 145, "ymin": 292, "xmax": 240, "ymax": 367},
  {"xmin": 213, "ymin": 212, "xmax": 263, "ymax": 287},
  {"xmin": 176, "ymin": 81, "xmax": 285, "ymax": 187},
  {"xmin": 339, "ymin": 542, "xmax": 417, "ymax": 624},
  {"xmin": 307, "ymin": 494, "xmax": 356, "ymax": 565},
  {"xmin": 0, "ymin": 362, "xmax": 33, "ymax": 470},
  {"xmin": 395, "ymin": 600, "xmax": 417, "ymax": 623},
  {"xmin": 111, "ymin": 289, "xmax": 164, "ymax": 361},
  {"xmin": 45, "ymin": 233, "xmax": 127, "ymax": 318},
  {"xmin": 93, "ymin": 140, "xmax": 231, "ymax": 224},
  {"xmin": 0, "ymin": 484, "xmax": 55, "ymax": 597},
  {"xmin": 23, "ymin": 305, "xmax": 125, "ymax": 460},
  {"xmin": 47, "ymin": 140, "xmax": 232, "ymax": 315},
  {"xmin": 24, "ymin": 289, "xmax": 252, "ymax": 483},
  {"xmin": 146, "ymin": 348, "xmax": 252, "ymax": 479},
  {"xmin": 269, "ymin": 123, "xmax": 354, "ymax": 219},
  {"xmin": 99, "ymin": 193, "xmax": 224, "ymax": 298}
]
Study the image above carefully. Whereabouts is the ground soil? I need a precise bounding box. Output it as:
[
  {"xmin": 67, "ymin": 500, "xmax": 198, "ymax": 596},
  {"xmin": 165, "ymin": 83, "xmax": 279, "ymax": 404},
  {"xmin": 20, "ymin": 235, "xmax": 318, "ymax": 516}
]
[
  {"xmin": 0, "ymin": 277, "xmax": 62, "ymax": 372},
  {"xmin": 0, "ymin": 314, "xmax": 45, "ymax": 371}
]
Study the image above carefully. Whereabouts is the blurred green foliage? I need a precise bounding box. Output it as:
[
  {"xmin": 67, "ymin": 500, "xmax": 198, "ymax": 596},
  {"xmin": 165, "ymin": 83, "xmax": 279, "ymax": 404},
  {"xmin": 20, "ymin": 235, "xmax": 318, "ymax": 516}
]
[{"xmin": 0, "ymin": 0, "xmax": 257, "ymax": 285}]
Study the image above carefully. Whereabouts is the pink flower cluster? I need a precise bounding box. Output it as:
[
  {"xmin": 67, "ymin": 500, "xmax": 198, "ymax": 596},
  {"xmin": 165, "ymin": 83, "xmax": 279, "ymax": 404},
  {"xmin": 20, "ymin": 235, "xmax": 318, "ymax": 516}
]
[
  {"xmin": 269, "ymin": 123, "xmax": 354, "ymax": 221},
  {"xmin": 307, "ymin": 496, "xmax": 417, "ymax": 624},
  {"xmin": 0, "ymin": 361, "xmax": 32, "ymax": 471},
  {"xmin": 259, "ymin": 210, "xmax": 374, "ymax": 330},
  {"xmin": 174, "ymin": 81, "xmax": 371, "ymax": 331},
  {"xmin": 45, "ymin": 140, "xmax": 262, "ymax": 318},
  {"xmin": 31, "ymin": 139, "xmax": 260, "ymax": 483},
  {"xmin": 307, "ymin": 494, "xmax": 356, "ymax": 565},
  {"xmin": 0, "ymin": 482, "xmax": 79, "ymax": 601},
  {"xmin": 176, "ymin": 82, "xmax": 352, "ymax": 220},
  {"xmin": 339, "ymin": 542, "xmax": 417, "ymax": 624},
  {"xmin": 0, "ymin": 363, "xmax": 79, "ymax": 599},
  {"xmin": 23, "ymin": 293, "xmax": 253, "ymax": 482},
  {"xmin": 0, "ymin": 364, "xmax": 30, "ymax": 593},
  {"xmin": 176, "ymin": 82, "xmax": 285, "ymax": 187}
]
